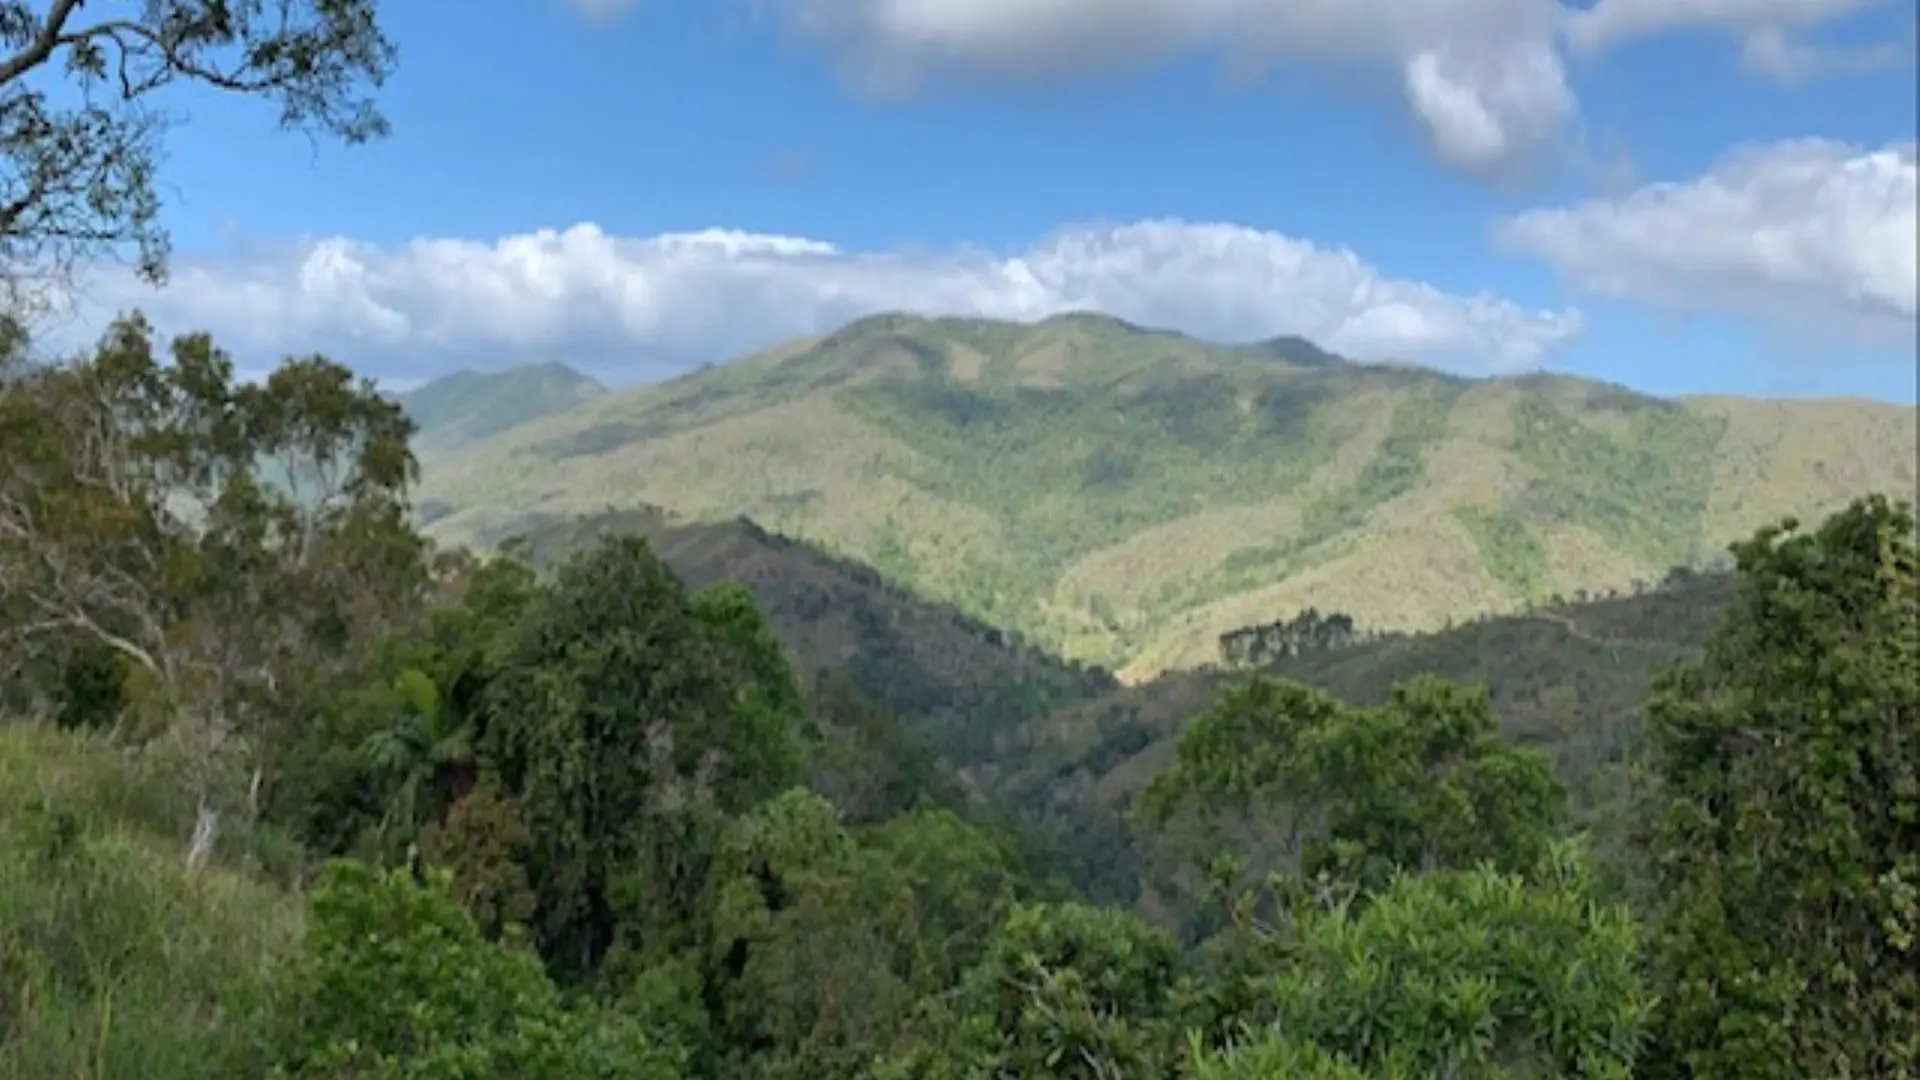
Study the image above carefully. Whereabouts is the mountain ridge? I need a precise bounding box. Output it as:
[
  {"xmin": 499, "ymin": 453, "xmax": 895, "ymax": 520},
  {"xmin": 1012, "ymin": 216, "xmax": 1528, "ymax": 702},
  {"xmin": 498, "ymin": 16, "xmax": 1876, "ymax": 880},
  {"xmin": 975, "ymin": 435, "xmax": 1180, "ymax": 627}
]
[
  {"xmin": 497, "ymin": 505, "xmax": 1117, "ymax": 767},
  {"xmin": 396, "ymin": 360, "xmax": 606, "ymax": 456},
  {"xmin": 410, "ymin": 313, "xmax": 1916, "ymax": 676}
]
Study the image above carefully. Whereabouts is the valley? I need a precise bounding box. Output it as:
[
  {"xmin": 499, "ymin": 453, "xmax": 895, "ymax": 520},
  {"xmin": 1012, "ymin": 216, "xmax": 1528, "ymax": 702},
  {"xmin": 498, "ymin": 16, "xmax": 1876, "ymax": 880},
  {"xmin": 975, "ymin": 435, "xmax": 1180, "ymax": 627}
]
[
  {"xmin": 6, "ymin": 312, "xmax": 1913, "ymax": 1080},
  {"xmin": 494, "ymin": 502, "xmax": 1741, "ymax": 909},
  {"xmin": 4, "ymin": 4, "xmax": 1916, "ymax": 1075}
]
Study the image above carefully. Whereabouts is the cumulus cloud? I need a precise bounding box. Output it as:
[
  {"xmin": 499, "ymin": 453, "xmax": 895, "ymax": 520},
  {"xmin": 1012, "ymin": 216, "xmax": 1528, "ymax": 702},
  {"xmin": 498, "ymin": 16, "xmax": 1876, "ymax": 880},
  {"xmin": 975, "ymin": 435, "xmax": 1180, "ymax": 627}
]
[
  {"xmin": 760, "ymin": 0, "xmax": 1904, "ymax": 178},
  {"xmin": 1494, "ymin": 138, "xmax": 1916, "ymax": 349},
  {"xmin": 72, "ymin": 220, "xmax": 1584, "ymax": 383}
]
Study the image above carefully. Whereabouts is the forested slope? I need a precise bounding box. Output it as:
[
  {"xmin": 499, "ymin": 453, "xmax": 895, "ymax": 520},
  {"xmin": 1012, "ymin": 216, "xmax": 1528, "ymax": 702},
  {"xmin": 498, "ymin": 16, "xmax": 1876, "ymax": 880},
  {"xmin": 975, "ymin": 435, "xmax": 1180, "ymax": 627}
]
[
  {"xmin": 414, "ymin": 313, "xmax": 1916, "ymax": 677},
  {"xmin": 3, "ymin": 317, "xmax": 1913, "ymax": 1079}
]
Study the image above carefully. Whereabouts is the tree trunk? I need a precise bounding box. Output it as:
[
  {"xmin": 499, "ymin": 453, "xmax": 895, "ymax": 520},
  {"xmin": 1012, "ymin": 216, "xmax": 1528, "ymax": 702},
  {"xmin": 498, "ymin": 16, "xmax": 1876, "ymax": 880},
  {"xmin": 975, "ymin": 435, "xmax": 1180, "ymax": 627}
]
[{"xmin": 186, "ymin": 797, "xmax": 219, "ymax": 871}]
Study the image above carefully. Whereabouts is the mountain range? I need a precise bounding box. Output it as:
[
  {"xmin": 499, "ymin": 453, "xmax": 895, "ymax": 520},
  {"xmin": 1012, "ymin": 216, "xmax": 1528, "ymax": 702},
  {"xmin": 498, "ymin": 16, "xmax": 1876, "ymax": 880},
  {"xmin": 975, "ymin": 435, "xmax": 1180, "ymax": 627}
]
[{"xmin": 401, "ymin": 312, "xmax": 1916, "ymax": 679}]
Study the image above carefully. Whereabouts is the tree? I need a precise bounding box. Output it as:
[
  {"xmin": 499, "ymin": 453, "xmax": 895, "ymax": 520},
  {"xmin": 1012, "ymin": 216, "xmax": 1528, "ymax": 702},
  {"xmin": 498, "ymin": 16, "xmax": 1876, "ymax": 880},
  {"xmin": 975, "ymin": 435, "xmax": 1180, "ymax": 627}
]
[
  {"xmin": 704, "ymin": 787, "xmax": 915, "ymax": 1080},
  {"xmin": 360, "ymin": 665, "xmax": 475, "ymax": 847},
  {"xmin": 1636, "ymin": 496, "xmax": 1919, "ymax": 1079},
  {"xmin": 1190, "ymin": 842, "xmax": 1651, "ymax": 1079},
  {"xmin": 690, "ymin": 580, "xmax": 808, "ymax": 808},
  {"xmin": 1136, "ymin": 674, "xmax": 1566, "ymax": 903},
  {"xmin": 263, "ymin": 553, "xmax": 534, "ymax": 860},
  {"xmin": 702, "ymin": 795, "xmax": 1033, "ymax": 1080},
  {"xmin": 479, "ymin": 535, "xmax": 808, "ymax": 978},
  {"xmin": 251, "ymin": 859, "xmax": 685, "ymax": 1080},
  {"xmin": 0, "ymin": 315, "xmax": 429, "ymax": 867},
  {"xmin": 0, "ymin": 0, "xmax": 395, "ymax": 314},
  {"xmin": 883, "ymin": 901, "xmax": 1184, "ymax": 1080}
]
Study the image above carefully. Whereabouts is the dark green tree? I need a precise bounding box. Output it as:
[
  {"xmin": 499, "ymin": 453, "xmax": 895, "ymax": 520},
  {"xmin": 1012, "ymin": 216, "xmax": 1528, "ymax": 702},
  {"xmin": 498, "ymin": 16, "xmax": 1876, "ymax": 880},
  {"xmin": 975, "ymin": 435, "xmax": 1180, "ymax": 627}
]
[
  {"xmin": 882, "ymin": 901, "xmax": 1184, "ymax": 1080},
  {"xmin": 266, "ymin": 554, "xmax": 535, "ymax": 859},
  {"xmin": 252, "ymin": 859, "xmax": 684, "ymax": 1080},
  {"xmin": 479, "ymin": 536, "xmax": 807, "ymax": 978},
  {"xmin": 1137, "ymin": 673, "xmax": 1566, "ymax": 900},
  {"xmin": 1636, "ymin": 495, "xmax": 1919, "ymax": 1079}
]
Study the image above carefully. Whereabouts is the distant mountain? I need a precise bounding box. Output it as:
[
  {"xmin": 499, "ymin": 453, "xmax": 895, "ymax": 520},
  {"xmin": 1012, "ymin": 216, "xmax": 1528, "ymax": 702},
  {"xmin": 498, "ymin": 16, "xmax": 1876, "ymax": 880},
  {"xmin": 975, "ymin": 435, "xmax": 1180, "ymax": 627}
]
[
  {"xmin": 411, "ymin": 312, "xmax": 1916, "ymax": 677},
  {"xmin": 396, "ymin": 361, "xmax": 606, "ymax": 456}
]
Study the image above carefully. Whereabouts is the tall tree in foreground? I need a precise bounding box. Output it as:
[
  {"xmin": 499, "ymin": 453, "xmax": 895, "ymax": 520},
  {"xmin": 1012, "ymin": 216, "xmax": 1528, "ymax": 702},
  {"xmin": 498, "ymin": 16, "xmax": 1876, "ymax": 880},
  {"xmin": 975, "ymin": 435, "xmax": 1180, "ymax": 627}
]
[
  {"xmin": 1637, "ymin": 495, "xmax": 1919, "ymax": 1080},
  {"xmin": 1191, "ymin": 842, "xmax": 1650, "ymax": 1079},
  {"xmin": 0, "ymin": 0, "xmax": 395, "ymax": 314},
  {"xmin": 253, "ymin": 859, "xmax": 684, "ymax": 1080},
  {"xmin": 0, "ymin": 316, "xmax": 429, "ymax": 867},
  {"xmin": 478, "ymin": 536, "xmax": 810, "ymax": 979}
]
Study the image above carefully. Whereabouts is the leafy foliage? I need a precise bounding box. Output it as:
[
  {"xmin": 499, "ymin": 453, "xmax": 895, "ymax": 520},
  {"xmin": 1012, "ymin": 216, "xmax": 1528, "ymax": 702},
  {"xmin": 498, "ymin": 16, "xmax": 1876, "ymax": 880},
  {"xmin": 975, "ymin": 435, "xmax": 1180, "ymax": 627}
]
[
  {"xmin": 0, "ymin": 315, "xmax": 432, "ymax": 865},
  {"xmin": 1194, "ymin": 845, "xmax": 1650, "ymax": 1079},
  {"xmin": 883, "ymin": 901, "xmax": 1184, "ymax": 1079},
  {"xmin": 252, "ymin": 859, "xmax": 683, "ymax": 1080},
  {"xmin": 1137, "ymin": 674, "xmax": 1566, "ymax": 898},
  {"xmin": 1636, "ymin": 495, "xmax": 1919, "ymax": 1079},
  {"xmin": 0, "ymin": 0, "xmax": 395, "ymax": 309},
  {"xmin": 6, "ymin": 314, "xmax": 1915, "ymax": 1080}
]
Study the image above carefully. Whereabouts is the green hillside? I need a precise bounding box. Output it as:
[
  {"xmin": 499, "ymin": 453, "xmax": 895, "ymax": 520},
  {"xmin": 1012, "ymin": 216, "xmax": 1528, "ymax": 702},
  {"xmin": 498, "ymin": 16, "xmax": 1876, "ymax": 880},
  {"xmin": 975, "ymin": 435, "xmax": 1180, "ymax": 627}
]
[
  {"xmin": 7, "ymin": 310, "xmax": 1913, "ymax": 1078},
  {"xmin": 996, "ymin": 571, "xmax": 1740, "ymax": 907},
  {"xmin": 414, "ymin": 313, "xmax": 1917, "ymax": 676},
  {"xmin": 396, "ymin": 360, "xmax": 605, "ymax": 460},
  {"xmin": 0, "ymin": 725, "xmax": 304, "ymax": 1079},
  {"xmin": 498, "ymin": 506, "xmax": 1116, "ymax": 769}
]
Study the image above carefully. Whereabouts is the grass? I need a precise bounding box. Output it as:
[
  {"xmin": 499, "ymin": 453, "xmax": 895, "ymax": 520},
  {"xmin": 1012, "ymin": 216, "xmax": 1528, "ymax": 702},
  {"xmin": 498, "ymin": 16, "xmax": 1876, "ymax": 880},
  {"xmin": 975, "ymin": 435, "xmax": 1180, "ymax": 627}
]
[
  {"xmin": 412, "ymin": 314, "xmax": 1917, "ymax": 675},
  {"xmin": 0, "ymin": 723, "xmax": 303, "ymax": 1080}
]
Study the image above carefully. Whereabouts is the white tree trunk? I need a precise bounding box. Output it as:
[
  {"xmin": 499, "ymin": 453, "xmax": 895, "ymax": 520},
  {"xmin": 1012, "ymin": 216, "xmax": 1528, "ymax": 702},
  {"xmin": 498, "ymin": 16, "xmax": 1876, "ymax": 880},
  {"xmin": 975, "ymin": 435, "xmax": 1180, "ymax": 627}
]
[{"xmin": 186, "ymin": 797, "xmax": 219, "ymax": 871}]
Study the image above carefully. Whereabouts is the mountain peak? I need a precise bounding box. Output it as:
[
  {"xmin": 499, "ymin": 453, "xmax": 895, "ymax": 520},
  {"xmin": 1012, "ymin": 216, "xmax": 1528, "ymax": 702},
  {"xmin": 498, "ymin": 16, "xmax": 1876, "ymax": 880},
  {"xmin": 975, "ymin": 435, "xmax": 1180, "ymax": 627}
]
[
  {"xmin": 399, "ymin": 361, "xmax": 606, "ymax": 453},
  {"xmin": 1243, "ymin": 334, "xmax": 1345, "ymax": 368}
]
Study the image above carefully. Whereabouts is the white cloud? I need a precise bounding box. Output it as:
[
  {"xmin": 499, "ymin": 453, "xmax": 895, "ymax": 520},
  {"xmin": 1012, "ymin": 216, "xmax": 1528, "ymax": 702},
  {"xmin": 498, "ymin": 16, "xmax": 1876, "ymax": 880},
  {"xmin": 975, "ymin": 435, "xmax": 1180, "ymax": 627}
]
[
  {"xmin": 71, "ymin": 220, "xmax": 1584, "ymax": 383},
  {"xmin": 1494, "ymin": 138, "xmax": 1917, "ymax": 349},
  {"xmin": 1562, "ymin": 0, "xmax": 1884, "ymax": 53},
  {"xmin": 1401, "ymin": 37, "xmax": 1576, "ymax": 176},
  {"xmin": 1737, "ymin": 25, "xmax": 1909, "ymax": 82},
  {"xmin": 773, "ymin": 0, "xmax": 1575, "ymax": 177},
  {"xmin": 759, "ymin": 0, "xmax": 1903, "ymax": 177}
]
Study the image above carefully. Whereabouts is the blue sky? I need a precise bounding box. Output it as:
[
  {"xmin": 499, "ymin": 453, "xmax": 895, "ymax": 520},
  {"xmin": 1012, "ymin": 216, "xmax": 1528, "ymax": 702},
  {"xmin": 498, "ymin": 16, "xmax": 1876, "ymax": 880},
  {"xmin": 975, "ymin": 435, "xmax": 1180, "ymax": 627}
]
[{"xmin": 66, "ymin": 0, "xmax": 1920, "ymax": 401}]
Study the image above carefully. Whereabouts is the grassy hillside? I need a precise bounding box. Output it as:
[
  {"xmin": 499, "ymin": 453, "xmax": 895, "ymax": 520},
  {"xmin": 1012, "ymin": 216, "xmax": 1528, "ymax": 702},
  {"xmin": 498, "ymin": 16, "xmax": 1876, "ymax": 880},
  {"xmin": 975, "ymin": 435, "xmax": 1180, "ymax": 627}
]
[
  {"xmin": 0, "ymin": 724, "xmax": 302, "ymax": 1079},
  {"xmin": 499, "ymin": 506, "xmax": 1117, "ymax": 770},
  {"xmin": 397, "ymin": 360, "xmax": 606, "ymax": 462},
  {"xmin": 413, "ymin": 312, "xmax": 1915, "ymax": 676}
]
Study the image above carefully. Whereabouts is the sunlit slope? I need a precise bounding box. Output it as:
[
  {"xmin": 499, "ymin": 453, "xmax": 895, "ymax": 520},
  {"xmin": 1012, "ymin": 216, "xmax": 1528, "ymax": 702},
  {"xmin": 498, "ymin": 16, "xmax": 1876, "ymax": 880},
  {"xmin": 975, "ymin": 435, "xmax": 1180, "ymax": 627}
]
[{"xmin": 416, "ymin": 313, "xmax": 1916, "ymax": 676}]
